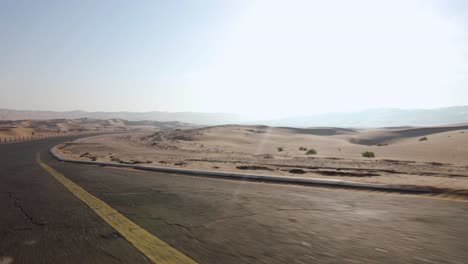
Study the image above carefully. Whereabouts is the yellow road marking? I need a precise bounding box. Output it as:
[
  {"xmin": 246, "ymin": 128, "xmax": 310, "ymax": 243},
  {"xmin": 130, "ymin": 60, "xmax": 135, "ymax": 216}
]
[{"xmin": 37, "ymin": 153, "xmax": 198, "ymax": 264}]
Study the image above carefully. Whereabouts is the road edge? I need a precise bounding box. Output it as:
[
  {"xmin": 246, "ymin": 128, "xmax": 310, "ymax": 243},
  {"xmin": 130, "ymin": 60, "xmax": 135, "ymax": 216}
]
[{"xmin": 49, "ymin": 147, "xmax": 450, "ymax": 194}]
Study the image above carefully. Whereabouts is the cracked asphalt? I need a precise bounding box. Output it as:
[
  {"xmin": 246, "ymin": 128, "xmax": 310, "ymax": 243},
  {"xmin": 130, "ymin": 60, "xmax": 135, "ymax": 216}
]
[{"xmin": 1, "ymin": 137, "xmax": 468, "ymax": 263}]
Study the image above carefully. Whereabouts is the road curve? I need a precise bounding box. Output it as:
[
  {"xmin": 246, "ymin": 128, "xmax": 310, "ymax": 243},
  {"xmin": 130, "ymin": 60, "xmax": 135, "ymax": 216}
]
[{"xmin": 1, "ymin": 137, "xmax": 468, "ymax": 263}]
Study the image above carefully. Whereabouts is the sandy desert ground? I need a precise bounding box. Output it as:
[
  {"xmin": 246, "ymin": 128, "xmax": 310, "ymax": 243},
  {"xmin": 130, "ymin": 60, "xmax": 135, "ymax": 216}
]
[{"xmin": 55, "ymin": 124, "xmax": 468, "ymax": 191}]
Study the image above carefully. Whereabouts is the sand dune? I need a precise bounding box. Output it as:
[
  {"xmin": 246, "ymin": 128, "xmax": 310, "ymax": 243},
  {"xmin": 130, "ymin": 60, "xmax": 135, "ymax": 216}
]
[
  {"xmin": 0, "ymin": 118, "xmax": 193, "ymax": 139},
  {"xmin": 350, "ymin": 124, "xmax": 468, "ymax": 145},
  {"xmin": 57, "ymin": 124, "xmax": 468, "ymax": 190}
]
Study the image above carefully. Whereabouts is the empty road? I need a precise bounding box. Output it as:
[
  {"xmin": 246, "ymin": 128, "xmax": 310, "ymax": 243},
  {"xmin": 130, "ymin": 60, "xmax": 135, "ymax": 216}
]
[{"xmin": 1, "ymin": 137, "xmax": 468, "ymax": 264}]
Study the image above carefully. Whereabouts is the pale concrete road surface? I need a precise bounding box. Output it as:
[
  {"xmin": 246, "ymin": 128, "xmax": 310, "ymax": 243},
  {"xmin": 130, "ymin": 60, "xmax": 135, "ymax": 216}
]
[{"xmin": 1, "ymin": 137, "xmax": 468, "ymax": 263}]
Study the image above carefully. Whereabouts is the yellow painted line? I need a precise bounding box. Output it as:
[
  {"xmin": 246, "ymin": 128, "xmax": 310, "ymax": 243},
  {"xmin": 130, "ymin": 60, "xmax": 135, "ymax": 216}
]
[{"xmin": 37, "ymin": 153, "xmax": 198, "ymax": 264}]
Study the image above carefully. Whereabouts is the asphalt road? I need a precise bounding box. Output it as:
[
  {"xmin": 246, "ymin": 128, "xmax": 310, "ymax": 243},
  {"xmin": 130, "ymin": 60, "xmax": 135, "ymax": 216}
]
[{"xmin": 1, "ymin": 137, "xmax": 468, "ymax": 264}]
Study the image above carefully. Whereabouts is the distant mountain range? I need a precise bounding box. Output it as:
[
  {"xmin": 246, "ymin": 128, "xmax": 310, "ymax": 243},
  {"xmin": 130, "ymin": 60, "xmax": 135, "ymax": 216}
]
[
  {"xmin": 1, "ymin": 106, "xmax": 467, "ymax": 127},
  {"xmin": 260, "ymin": 106, "xmax": 468, "ymax": 127}
]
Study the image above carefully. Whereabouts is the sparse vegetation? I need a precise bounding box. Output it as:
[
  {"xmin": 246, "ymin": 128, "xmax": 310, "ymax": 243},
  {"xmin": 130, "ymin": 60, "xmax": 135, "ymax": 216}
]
[
  {"xmin": 306, "ymin": 149, "xmax": 317, "ymax": 155},
  {"xmin": 419, "ymin": 137, "xmax": 428, "ymax": 141},
  {"xmin": 362, "ymin": 151, "xmax": 375, "ymax": 158},
  {"xmin": 277, "ymin": 147, "xmax": 284, "ymax": 152},
  {"xmin": 299, "ymin": 146, "xmax": 307, "ymax": 151}
]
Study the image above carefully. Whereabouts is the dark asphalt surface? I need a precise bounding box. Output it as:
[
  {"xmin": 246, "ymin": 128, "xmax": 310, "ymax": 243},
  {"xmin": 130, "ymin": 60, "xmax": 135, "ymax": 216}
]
[{"xmin": 1, "ymin": 137, "xmax": 468, "ymax": 264}]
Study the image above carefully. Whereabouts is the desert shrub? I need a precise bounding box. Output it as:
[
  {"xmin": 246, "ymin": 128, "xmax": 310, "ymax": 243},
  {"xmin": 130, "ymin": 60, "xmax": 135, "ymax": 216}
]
[
  {"xmin": 306, "ymin": 149, "xmax": 317, "ymax": 155},
  {"xmin": 362, "ymin": 151, "xmax": 375, "ymax": 158},
  {"xmin": 419, "ymin": 137, "xmax": 428, "ymax": 141},
  {"xmin": 277, "ymin": 147, "xmax": 284, "ymax": 152},
  {"xmin": 299, "ymin": 146, "xmax": 307, "ymax": 151}
]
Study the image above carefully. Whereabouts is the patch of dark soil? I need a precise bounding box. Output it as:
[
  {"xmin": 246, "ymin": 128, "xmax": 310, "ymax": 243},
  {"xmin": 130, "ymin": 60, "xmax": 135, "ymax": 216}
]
[
  {"xmin": 315, "ymin": 170, "xmax": 380, "ymax": 177},
  {"xmin": 261, "ymin": 162, "xmax": 400, "ymax": 174},
  {"xmin": 288, "ymin": 169, "xmax": 307, "ymax": 174},
  {"xmin": 427, "ymin": 162, "xmax": 448, "ymax": 166},
  {"xmin": 246, "ymin": 129, "xmax": 266, "ymax": 134},
  {"xmin": 80, "ymin": 152, "xmax": 90, "ymax": 157},
  {"xmin": 254, "ymin": 154, "xmax": 273, "ymax": 159},
  {"xmin": 382, "ymin": 159, "xmax": 416, "ymax": 164},
  {"xmin": 236, "ymin": 165, "xmax": 274, "ymax": 171},
  {"xmin": 174, "ymin": 162, "xmax": 187, "ymax": 166},
  {"xmin": 117, "ymin": 159, "xmax": 145, "ymax": 165},
  {"xmin": 415, "ymin": 172, "xmax": 468, "ymax": 178}
]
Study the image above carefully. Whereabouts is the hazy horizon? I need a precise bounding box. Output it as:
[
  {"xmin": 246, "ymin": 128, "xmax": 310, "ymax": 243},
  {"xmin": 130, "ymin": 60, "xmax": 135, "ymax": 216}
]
[
  {"xmin": 2, "ymin": 105, "xmax": 468, "ymax": 127},
  {"xmin": 3, "ymin": 104, "xmax": 468, "ymax": 116},
  {"xmin": 1, "ymin": 0, "xmax": 468, "ymax": 120}
]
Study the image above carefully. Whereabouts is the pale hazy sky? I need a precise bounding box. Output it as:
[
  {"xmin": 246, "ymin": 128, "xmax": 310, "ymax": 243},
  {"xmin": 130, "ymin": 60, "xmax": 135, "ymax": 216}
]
[{"xmin": 1, "ymin": 0, "xmax": 467, "ymax": 119}]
